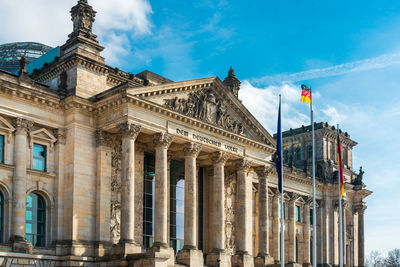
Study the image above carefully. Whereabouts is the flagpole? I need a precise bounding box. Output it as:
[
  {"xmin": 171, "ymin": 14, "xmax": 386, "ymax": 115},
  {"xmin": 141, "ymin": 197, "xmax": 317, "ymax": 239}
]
[
  {"xmin": 311, "ymin": 87, "xmax": 317, "ymax": 267},
  {"xmin": 279, "ymin": 94, "xmax": 285, "ymax": 267},
  {"xmin": 337, "ymin": 124, "xmax": 344, "ymax": 267}
]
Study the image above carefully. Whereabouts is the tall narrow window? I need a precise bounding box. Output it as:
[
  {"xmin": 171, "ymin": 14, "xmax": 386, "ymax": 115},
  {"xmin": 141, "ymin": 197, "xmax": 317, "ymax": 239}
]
[
  {"xmin": 0, "ymin": 191, "xmax": 3, "ymax": 243},
  {"xmin": 295, "ymin": 237, "xmax": 299, "ymax": 263},
  {"xmin": 295, "ymin": 205, "xmax": 301, "ymax": 222},
  {"xmin": 198, "ymin": 167, "xmax": 204, "ymax": 250},
  {"xmin": 310, "ymin": 237, "xmax": 313, "ymax": 264},
  {"xmin": 295, "ymin": 148, "xmax": 301, "ymax": 160},
  {"xmin": 170, "ymin": 160, "xmax": 184, "ymax": 253},
  {"xmin": 310, "ymin": 208, "xmax": 314, "ymax": 225},
  {"xmin": 308, "ymin": 146, "xmax": 312, "ymax": 160},
  {"xmin": 33, "ymin": 144, "xmax": 46, "ymax": 171},
  {"xmin": 0, "ymin": 135, "xmax": 4, "ymax": 164},
  {"xmin": 26, "ymin": 193, "xmax": 45, "ymax": 247},
  {"xmin": 143, "ymin": 153, "xmax": 155, "ymax": 249}
]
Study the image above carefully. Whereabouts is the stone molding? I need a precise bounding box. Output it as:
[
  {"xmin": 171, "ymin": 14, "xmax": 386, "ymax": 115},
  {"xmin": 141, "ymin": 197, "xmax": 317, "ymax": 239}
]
[
  {"xmin": 95, "ymin": 130, "xmax": 113, "ymax": 147},
  {"xmin": 183, "ymin": 142, "xmax": 202, "ymax": 157},
  {"xmin": 117, "ymin": 122, "xmax": 141, "ymax": 140},
  {"xmin": 354, "ymin": 204, "xmax": 366, "ymax": 214},
  {"xmin": 153, "ymin": 132, "xmax": 174, "ymax": 149},
  {"xmin": 211, "ymin": 151, "xmax": 229, "ymax": 166}
]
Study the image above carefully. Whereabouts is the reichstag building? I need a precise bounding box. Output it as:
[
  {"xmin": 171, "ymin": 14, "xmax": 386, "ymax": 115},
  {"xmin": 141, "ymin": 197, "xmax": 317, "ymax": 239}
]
[{"xmin": 0, "ymin": 1, "xmax": 371, "ymax": 266}]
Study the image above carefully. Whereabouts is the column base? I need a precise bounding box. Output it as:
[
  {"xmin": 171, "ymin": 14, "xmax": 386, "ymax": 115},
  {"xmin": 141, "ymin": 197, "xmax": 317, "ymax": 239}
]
[
  {"xmin": 148, "ymin": 243, "xmax": 175, "ymax": 266},
  {"xmin": 232, "ymin": 251, "xmax": 254, "ymax": 267},
  {"xmin": 114, "ymin": 240, "xmax": 142, "ymax": 256},
  {"xmin": 127, "ymin": 251, "xmax": 172, "ymax": 267},
  {"xmin": 11, "ymin": 236, "xmax": 33, "ymax": 253},
  {"xmin": 255, "ymin": 253, "xmax": 275, "ymax": 267},
  {"xmin": 177, "ymin": 246, "xmax": 204, "ymax": 267},
  {"xmin": 206, "ymin": 249, "xmax": 231, "ymax": 267}
]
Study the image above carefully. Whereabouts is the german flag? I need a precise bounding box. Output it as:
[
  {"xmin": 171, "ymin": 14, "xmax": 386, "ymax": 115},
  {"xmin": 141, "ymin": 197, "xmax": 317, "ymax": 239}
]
[
  {"xmin": 336, "ymin": 132, "xmax": 344, "ymax": 199},
  {"xmin": 301, "ymin": 84, "xmax": 312, "ymax": 105}
]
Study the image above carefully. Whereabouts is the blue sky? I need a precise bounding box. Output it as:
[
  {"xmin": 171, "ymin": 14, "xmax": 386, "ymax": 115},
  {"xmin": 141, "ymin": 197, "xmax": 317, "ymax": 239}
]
[{"xmin": 1, "ymin": 0, "xmax": 399, "ymax": 256}]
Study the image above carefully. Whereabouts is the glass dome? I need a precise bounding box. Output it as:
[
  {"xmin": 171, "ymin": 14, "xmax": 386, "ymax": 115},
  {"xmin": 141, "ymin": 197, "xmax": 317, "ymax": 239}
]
[{"xmin": 0, "ymin": 42, "xmax": 52, "ymax": 73}]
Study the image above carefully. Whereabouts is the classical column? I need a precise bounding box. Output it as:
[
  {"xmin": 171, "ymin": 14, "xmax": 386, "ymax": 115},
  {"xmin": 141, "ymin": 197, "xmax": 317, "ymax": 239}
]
[
  {"xmin": 342, "ymin": 201, "xmax": 348, "ymax": 266},
  {"xmin": 117, "ymin": 122, "xmax": 141, "ymax": 253},
  {"xmin": 254, "ymin": 166, "xmax": 274, "ymax": 267},
  {"xmin": 54, "ymin": 129, "xmax": 66, "ymax": 244},
  {"xmin": 11, "ymin": 118, "xmax": 33, "ymax": 252},
  {"xmin": 272, "ymin": 193, "xmax": 281, "ymax": 262},
  {"xmin": 233, "ymin": 159, "xmax": 254, "ymax": 267},
  {"xmin": 177, "ymin": 142, "xmax": 203, "ymax": 266},
  {"xmin": 321, "ymin": 198, "xmax": 330, "ymax": 265},
  {"xmin": 356, "ymin": 205, "xmax": 366, "ymax": 267},
  {"xmin": 206, "ymin": 151, "xmax": 230, "ymax": 267},
  {"xmin": 288, "ymin": 194, "xmax": 298, "ymax": 263},
  {"xmin": 153, "ymin": 132, "xmax": 174, "ymax": 248},
  {"xmin": 94, "ymin": 130, "xmax": 113, "ymax": 256},
  {"xmin": 303, "ymin": 199, "xmax": 311, "ymax": 266}
]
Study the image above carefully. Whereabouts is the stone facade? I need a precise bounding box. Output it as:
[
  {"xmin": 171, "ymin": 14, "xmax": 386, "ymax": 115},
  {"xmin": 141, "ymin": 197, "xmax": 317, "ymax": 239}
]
[{"xmin": 0, "ymin": 1, "xmax": 371, "ymax": 266}]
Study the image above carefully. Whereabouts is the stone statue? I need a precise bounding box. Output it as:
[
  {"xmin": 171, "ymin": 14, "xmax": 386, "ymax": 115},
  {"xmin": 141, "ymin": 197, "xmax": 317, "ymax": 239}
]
[
  {"xmin": 353, "ymin": 166, "xmax": 364, "ymax": 185},
  {"xmin": 163, "ymin": 88, "xmax": 245, "ymax": 135}
]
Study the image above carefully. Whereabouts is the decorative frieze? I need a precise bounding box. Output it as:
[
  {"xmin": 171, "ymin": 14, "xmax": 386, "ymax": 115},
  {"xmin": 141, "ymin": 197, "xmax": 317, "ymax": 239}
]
[{"xmin": 163, "ymin": 88, "xmax": 244, "ymax": 135}]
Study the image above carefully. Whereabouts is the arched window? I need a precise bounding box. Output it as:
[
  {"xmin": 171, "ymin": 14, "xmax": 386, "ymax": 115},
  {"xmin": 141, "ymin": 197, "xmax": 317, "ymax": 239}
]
[
  {"xmin": 26, "ymin": 193, "xmax": 45, "ymax": 247},
  {"xmin": 0, "ymin": 191, "xmax": 3, "ymax": 243}
]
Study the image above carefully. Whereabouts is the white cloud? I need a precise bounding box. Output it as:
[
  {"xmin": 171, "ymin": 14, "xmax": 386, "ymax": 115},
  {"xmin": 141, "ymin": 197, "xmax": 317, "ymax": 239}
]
[
  {"xmin": 252, "ymin": 51, "xmax": 400, "ymax": 84},
  {"xmin": 321, "ymin": 106, "xmax": 347, "ymax": 126},
  {"xmin": 239, "ymin": 80, "xmax": 309, "ymax": 133},
  {"xmin": 0, "ymin": 0, "xmax": 153, "ymax": 66}
]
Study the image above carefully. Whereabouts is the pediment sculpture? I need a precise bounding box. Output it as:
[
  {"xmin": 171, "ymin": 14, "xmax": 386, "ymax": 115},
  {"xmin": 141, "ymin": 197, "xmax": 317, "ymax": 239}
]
[{"xmin": 163, "ymin": 89, "xmax": 244, "ymax": 135}]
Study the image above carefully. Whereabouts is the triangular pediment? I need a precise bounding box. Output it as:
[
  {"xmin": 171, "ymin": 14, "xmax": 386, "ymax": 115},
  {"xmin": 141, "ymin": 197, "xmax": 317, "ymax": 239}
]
[
  {"xmin": 30, "ymin": 128, "xmax": 57, "ymax": 143},
  {"xmin": 128, "ymin": 77, "xmax": 276, "ymax": 147},
  {"xmin": 0, "ymin": 116, "xmax": 15, "ymax": 133}
]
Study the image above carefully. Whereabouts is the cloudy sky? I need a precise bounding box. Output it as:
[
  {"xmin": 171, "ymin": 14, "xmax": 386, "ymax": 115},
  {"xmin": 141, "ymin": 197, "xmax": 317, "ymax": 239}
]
[{"xmin": 1, "ymin": 0, "xmax": 399, "ymax": 256}]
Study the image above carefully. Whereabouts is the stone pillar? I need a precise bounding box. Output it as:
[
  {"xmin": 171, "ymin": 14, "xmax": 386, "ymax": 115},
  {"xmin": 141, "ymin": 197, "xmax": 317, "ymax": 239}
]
[
  {"xmin": 11, "ymin": 118, "xmax": 33, "ymax": 253},
  {"xmin": 357, "ymin": 205, "xmax": 366, "ymax": 267},
  {"xmin": 152, "ymin": 132, "xmax": 174, "ymax": 249},
  {"xmin": 177, "ymin": 142, "xmax": 204, "ymax": 267},
  {"xmin": 232, "ymin": 159, "xmax": 254, "ymax": 267},
  {"xmin": 117, "ymin": 122, "xmax": 141, "ymax": 254},
  {"xmin": 54, "ymin": 129, "xmax": 66, "ymax": 250},
  {"xmin": 272, "ymin": 193, "xmax": 281, "ymax": 262},
  {"xmin": 321, "ymin": 198, "xmax": 330, "ymax": 265},
  {"xmin": 206, "ymin": 151, "xmax": 230, "ymax": 267},
  {"xmin": 254, "ymin": 166, "xmax": 274, "ymax": 267},
  {"xmin": 94, "ymin": 130, "xmax": 113, "ymax": 256},
  {"xmin": 342, "ymin": 202, "xmax": 347, "ymax": 266},
  {"xmin": 303, "ymin": 200, "xmax": 311, "ymax": 266},
  {"xmin": 288, "ymin": 194, "xmax": 298, "ymax": 263}
]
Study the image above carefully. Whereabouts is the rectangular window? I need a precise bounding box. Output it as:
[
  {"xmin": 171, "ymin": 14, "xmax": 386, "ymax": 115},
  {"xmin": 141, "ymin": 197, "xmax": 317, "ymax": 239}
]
[
  {"xmin": 33, "ymin": 144, "xmax": 46, "ymax": 171},
  {"xmin": 143, "ymin": 154, "xmax": 155, "ymax": 249},
  {"xmin": 310, "ymin": 208, "xmax": 314, "ymax": 225},
  {"xmin": 0, "ymin": 135, "xmax": 4, "ymax": 163},
  {"xmin": 295, "ymin": 205, "xmax": 301, "ymax": 222}
]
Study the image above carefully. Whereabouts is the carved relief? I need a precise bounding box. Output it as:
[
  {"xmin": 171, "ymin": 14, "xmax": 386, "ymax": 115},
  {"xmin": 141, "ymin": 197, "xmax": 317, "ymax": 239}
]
[
  {"xmin": 163, "ymin": 89, "xmax": 244, "ymax": 135},
  {"xmin": 225, "ymin": 169, "xmax": 237, "ymax": 255},
  {"xmin": 110, "ymin": 134, "xmax": 122, "ymax": 244}
]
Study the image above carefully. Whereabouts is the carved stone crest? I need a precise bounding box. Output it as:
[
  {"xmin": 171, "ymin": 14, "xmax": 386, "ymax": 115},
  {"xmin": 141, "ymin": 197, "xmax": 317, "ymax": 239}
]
[{"xmin": 163, "ymin": 89, "xmax": 244, "ymax": 135}]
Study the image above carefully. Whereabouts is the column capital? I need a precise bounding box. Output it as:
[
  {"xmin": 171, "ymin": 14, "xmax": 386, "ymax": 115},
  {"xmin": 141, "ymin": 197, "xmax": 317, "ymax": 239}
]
[
  {"xmin": 153, "ymin": 132, "xmax": 174, "ymax": 149},
  {"xmin": 54, "ymin": 128, "xmax": 67, "ymax": 145},
  {"xmin": 95, "ymin": 130, "xmax": 113, "ymax": 148},
  {"xmin": 254, "ymin": 165, "xmax": 273, "ymax": 178},
  {"xmin": 354, "ymin": 204, "xmax": 366, "ymax": 214},
  {"xmin": 13, "ymin": 118, "xmax": 33, "ymax": 134},
  {"xmin": 211, "ymin": 151, "xmax": 229, "ymax": 166},
  {"xmin": 236, "ymin": 158, "xmax": 252, "ymax": 172},
  {"xmin": 117, "ymin": 122, "xmax": 141, "ymax": 140},
  {"xmin": 184, "ymin": 142, "xmax": 202, "ymax": 157}
]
